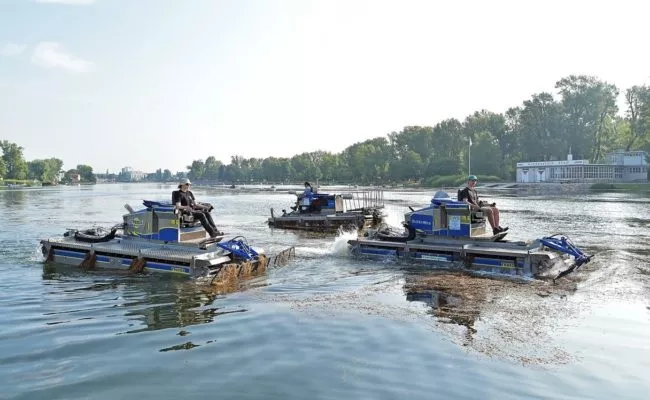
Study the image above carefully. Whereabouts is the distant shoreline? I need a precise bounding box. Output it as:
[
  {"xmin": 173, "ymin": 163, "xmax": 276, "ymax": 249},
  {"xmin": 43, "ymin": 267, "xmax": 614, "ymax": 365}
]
[{"xmin": 4, "ymin": 181, "xmax": 648, "ymax": 194}]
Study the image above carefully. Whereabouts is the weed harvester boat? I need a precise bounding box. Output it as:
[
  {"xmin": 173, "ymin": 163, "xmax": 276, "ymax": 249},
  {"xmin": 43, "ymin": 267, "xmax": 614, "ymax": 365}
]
[
  {"xmin": 268, "ymin": 188, "xmax": 385, "ymax": 233},
  {"xmin": 348, "ymin": 191, "xmax": 593, "ymax": 281},
  {"xmin": 40, "ymin": 200, "xmax": 295, "ymax": 285}
]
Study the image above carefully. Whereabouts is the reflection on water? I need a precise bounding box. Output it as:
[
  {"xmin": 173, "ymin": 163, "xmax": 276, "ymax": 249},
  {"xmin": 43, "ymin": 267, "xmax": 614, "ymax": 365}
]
[
  {"xmin": 406, "ymin": 288, "xmax": 473, "ymax": 332},
  {"xmin": 42, "ymin": 264, "xmax": 254, "ymax": 338},
  {"xmin": 1, "ymin": 188, "xmax": 26, "ymax": 209},
  {"xmin": 403, "ymin": 270, "xmax": 577, "ymax": 329}
]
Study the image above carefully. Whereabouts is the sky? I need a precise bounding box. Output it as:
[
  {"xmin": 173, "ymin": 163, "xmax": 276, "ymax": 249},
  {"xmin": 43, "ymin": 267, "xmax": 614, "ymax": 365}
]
[{"xmin": 1, "ymin": 0, "xmax": 649, "ymax": 173}]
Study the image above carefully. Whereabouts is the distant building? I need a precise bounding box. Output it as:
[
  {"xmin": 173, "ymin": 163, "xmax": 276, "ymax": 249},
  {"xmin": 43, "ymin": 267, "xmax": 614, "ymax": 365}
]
[
  {"xmin": 119, "ymin": 166, "xmax": 148, "ymax": 182},
  {"xmin": 95, "ymin": 172, "xmax": 117, "ymax": 183},
  {"xmin": 516, "ymin": 150, "xmax": 648, "ymax": 183}
]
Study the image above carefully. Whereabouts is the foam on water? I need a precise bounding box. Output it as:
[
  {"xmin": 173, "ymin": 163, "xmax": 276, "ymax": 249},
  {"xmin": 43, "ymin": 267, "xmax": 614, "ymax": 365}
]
[
  {"xmin": 330, "ymin": 229, "xmax": 359, "ymax": 256},
  {"xmin": 293, "ymin": 245, "xmax": 333, "ymax": 257},
  {"xmin": 290, "ymin": 228, "xmax": 360, "ymax": 258},
  {"xmin": 382, "ymin": 205, "xmax": 408, "ymax": 229}
]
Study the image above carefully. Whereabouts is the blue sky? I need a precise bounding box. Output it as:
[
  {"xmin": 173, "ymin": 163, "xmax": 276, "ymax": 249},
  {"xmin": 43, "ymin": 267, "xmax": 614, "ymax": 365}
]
[{"xmin": 1, "ymin": 0, "xmax": 649, "ymax": 173}]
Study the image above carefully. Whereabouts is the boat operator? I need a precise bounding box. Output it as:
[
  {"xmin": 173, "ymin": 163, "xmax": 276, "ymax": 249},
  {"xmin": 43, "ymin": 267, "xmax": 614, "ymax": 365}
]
[
  {"xmin": 172, "ymin": 178, "xmax": 222, "ymax": 238},
  {"xmin": 291, "ymin": 181, "xmax": 314, "ymax": 212},
  {"xmin": 458, "ymin": 175, "xmax": 508, "ymax": 236}
]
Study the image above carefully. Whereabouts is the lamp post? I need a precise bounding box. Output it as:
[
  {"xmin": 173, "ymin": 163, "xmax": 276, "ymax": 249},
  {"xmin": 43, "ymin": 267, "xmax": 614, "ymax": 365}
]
[{"xmin": 468, "ymin": 137, "xmax": 472, "ymax": 176}]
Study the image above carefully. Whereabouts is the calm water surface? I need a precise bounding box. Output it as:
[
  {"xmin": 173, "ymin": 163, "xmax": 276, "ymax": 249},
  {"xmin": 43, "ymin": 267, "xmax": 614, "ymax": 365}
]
[{"xmin": 1, "ymin": 184, "xmax": 649, "ymax": 399}]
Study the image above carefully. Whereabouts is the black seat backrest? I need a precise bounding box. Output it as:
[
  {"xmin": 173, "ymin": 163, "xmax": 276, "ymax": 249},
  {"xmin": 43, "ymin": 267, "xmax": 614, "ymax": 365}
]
[
  {"xmin": 471, "ymin": 212, "xmax": 485, "ymax": 223},
  {"xmin": 458, "ymin": 189, "xmax": 485, "ymax": 223},
  {"xmin": 173, "ymin": 208, "xmax": 202, "ymax": 228}
]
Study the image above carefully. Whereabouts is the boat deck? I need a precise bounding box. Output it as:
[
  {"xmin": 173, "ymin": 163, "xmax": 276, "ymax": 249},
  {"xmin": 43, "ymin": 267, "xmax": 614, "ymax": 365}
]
[
  {"xmin": 45, "ymin": 235, "xmax": 229, "ymax": 264},
  {"xmin": 270, "ymin": 211, "xmax": 372, "ymax": 221}
]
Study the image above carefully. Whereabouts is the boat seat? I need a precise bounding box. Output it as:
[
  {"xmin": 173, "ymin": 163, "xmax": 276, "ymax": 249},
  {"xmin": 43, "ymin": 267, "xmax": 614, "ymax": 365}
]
[
  {"xmin": 174, "ymin": 209, "xmax": 202, "ymax": 228},
  {"xmin": 471, "ymin": 211, "xmax": 485, "ymax": 224},
  {"xmin": 457, "ymin": 189, "xmax": 485, "ymax": 223}
]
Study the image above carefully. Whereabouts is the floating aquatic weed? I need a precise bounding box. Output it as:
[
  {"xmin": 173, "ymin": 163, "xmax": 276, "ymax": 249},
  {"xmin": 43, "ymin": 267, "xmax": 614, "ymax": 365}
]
[
  {"xmin": 402, "ymin": 271, "xmax": 583, "ymax": 366},
  {"xmin": 159, "ymin": 341, "xmax": 200, "ymax": 352}
]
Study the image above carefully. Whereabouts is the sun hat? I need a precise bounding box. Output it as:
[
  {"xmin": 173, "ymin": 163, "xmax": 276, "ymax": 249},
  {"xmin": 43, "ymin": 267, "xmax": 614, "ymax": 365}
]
[{"xmin": 467, "ymin": 175, "xmax": 478, "ymax": 181}]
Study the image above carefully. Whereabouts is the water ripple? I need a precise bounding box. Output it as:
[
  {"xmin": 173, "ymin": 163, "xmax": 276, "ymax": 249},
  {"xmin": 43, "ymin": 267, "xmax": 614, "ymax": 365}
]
[{"xmin": 1, "ymin": 185, "xmax": 650, "ymax": 400}]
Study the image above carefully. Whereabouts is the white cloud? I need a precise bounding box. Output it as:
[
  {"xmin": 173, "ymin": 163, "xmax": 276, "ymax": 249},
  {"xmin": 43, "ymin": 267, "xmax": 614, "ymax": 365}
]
[
  {"xmin": 0, "ymin": 43, "xmax": 27, "ymax": 57},
  {"xmin": 33, "ymin": 0, "xmax": 95, "ymax": 4},
  {"xmin": 31, "ymin": 42, "xmax": 93, "ymax": 73}
]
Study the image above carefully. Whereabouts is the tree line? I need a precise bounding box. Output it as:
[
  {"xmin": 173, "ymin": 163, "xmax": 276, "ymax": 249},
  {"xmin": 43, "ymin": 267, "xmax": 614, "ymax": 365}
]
[
  {"xmin": 185, "ymin": 75, "xmax": 650, "ymax": 185},
  {"xmin": 3, "ymin": 75, "xmax": 648, "ymax": 186},
  {"xmin": 0, "ymin": 140, "xmax": 96, "ymax": 184}
]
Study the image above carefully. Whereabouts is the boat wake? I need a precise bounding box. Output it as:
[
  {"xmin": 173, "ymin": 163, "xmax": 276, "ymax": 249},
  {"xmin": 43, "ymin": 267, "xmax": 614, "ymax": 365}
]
[
  {"xmin": 381, "ymin": 205, "xmax": 409, "ymax": 229},
  {"xmin": 330, "ymin": 228, "xmax": 359, "ymax": 256}
]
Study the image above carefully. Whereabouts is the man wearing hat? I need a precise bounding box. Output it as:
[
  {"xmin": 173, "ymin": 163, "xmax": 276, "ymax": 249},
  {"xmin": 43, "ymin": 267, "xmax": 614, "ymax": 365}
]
[
  {"xmin": 458, "ymin": 175, "xmax": 508, "ymax": 236},
  {"xmin": 172, "ymin": 178, "xmax": 222, "ymax": 238}
]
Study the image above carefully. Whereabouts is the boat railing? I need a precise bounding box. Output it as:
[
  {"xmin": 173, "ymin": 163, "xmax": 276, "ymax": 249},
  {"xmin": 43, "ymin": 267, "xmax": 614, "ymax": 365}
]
[{"xmin": 341, "ymin": 188, "xmax": 384, "ymax": 212}]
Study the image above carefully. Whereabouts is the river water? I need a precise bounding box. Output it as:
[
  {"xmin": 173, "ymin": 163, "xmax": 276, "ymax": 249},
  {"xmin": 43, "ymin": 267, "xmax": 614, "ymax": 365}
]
[{"xmin": 0, "ymin": 183, "xmax": 648, "ymax": 399}]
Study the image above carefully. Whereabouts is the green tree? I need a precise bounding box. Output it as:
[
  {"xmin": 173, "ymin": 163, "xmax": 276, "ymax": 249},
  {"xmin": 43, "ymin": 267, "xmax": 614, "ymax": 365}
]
[
  {"xmin": 187, "ymin": 160, "xmax": 205, "ymax": 181},
  {"xmin": 203, "ymin": 156, "xmax": 222, "ymax": 181},
  {"xmin": 245, "ymin": 158, "xmax": 263, "ymax": 182},
  {"xmin": 623, "ymin": 85, "xmax": 650, "ymax": 151},
  {"xmin": 463, "ymin": 110, "xmax": 508, "ymax": 177},
  {"xmin": 26, "ymin": 158, "xmax": 63, "ymax": 183},
  {"xmin": 43, "ymin": 158, "xmax": 63, "ymax": 183},
  {"xmin": 343, "ymin": 138, "xmax": 391, "ymax": 183},
  {"xmin": 555, "ymin": 75, "xmax": 619, "ymax": 161},
  {"xmin": 316, "ymin": 152, "xmax": 340, "ymax": 182},
  {"xmin": 261, "ymin": 157, "xmax": 293, "ymax": 182},
  {"xmin": 27, "ymin": 160, "xmax": 45, "ymax": 181},
  {"xmin": 76, "ymin": 164, "xmax": 96, "ymax": 183},
  {"xmin": 425, "ymin": 157, "xmax": 462, "ymax": 177},
  {"xmin": 431, "ymin": 118, "xmax": 464, "ymax": 159},
  {"xmin": 62, "ymin": 169, "xmax": 78, "ymax": 183},
  {"xmin": 390, "ymin": 150, "xmax": 424, "ymax": 181},
  {"xmin": 224, "ymin": 155, "xmax": 246, "ymax": 182},
  {"xmin": 291, "ymin": 153, "xmax": 322, "ymax": 182},
  {"xmin": 0, "ymin": 140, "xmax": 27, "ymax": 180},
  {"xmin": 516, "ymin": 93, "xmax": 566, "ymax": 161},
  {"xmin": 469, "ymin": 131, "xmax": 502, "ymax": 177},
  {"xmin": 389, "ymin": 126, "xmax": 433, "ymax": 161}
]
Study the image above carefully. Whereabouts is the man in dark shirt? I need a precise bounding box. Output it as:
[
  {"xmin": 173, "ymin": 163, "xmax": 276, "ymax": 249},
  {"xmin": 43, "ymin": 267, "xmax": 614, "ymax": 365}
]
[
  {"xmin": 172, "ymin": 178, "xmax": 221, "ymax": 238},
  {"xmin": 458, "ymin": 175, "xmax": 508, "ymax": 236}
]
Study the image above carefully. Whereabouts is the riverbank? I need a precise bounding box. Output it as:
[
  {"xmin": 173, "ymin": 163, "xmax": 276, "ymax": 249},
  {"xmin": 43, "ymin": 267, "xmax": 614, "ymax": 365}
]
[
  {"xmin": 588, "ymin": 182, "xmax": 650, "ymax": 192},
  {"xmin": 50, "ymin": 180, "xmax": 650, "ymax": 195},
  {"xmin": 476, "ymin": 181, "xmax": 650, "ymax": 195}
]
